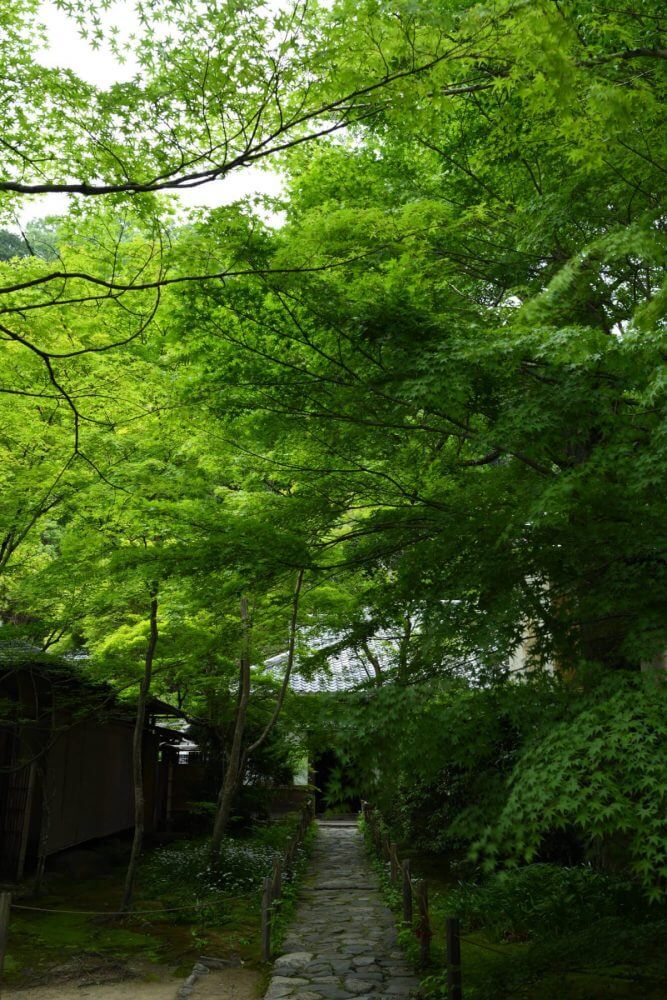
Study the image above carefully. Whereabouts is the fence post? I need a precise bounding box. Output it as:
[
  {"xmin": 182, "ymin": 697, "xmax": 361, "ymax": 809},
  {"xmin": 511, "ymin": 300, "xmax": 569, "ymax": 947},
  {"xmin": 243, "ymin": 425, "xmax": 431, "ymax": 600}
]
[
  {"xmin": 401, "ymin": 859, "xmax": 412, "ymax": 925},
  {"xmin": 416, "ymin": 880, "xmax": 431, "ymax": 967},
  {"xmin": 389, "ymin": 843, "xmax": 399, "ymax": 884},
  {"xmin": 261, "ymin": 876, "xmax": 272, "ymax": 962},
  {"xmin": 0, "ymin": 892, "xmax": 11, "ymax": 984},
  {"xmin": 446, "ymin": 917, "xmax": 462, "ymax": 1000},
  {"xmin": 272, "ymin": 858, "xmax": 282, "ymax": 901}
]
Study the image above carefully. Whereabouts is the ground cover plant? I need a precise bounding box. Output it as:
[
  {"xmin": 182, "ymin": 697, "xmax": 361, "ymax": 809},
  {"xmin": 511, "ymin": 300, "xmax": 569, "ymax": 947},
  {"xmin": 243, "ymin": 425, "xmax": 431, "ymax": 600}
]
[{"xmin": 4, "ymin": 813, "xmax": 310, "ymax": 988}]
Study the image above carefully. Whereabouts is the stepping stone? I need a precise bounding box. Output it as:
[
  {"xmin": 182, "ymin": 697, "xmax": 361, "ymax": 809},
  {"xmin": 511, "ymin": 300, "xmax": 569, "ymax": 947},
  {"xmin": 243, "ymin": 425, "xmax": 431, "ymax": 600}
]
[
  {"xmin": 276, "ymin": 953, "xmax": 314, "ymax": 967},
  {"xmin": 345, "ymin": 979, "xmax": 379, "ymax": 994}
]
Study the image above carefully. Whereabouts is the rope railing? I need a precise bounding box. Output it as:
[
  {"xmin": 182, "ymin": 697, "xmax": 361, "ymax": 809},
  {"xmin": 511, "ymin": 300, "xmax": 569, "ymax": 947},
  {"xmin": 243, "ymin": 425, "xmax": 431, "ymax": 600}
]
[
  {"xmin": 10, "ymin": 901, "xmax": 206, "ymax": 915},
  {"xmin": 8, "ymin": 896, "xmax": 258, "ymax": 916}
]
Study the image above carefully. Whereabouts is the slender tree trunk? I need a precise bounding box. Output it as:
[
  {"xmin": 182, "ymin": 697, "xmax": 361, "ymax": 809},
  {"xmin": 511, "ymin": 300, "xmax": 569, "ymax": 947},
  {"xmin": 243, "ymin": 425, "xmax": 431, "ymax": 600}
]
[
  {"xmin": 241, "ymin": 569, "xmax": 304, "ymax": 770},
  {"xmin": 210, "ymin": 596, "xmax": 252, "ymax": 865},
  {"xmin": 121, "ymin": 587, "xmax": 159, "ymax": 912}
]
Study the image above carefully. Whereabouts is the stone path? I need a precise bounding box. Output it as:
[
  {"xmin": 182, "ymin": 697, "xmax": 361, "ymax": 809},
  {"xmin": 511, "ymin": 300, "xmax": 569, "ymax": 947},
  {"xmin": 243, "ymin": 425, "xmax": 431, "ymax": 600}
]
[{"xmin": 264, "ymin": 823, "xmax": 420, "ymax": 1000}]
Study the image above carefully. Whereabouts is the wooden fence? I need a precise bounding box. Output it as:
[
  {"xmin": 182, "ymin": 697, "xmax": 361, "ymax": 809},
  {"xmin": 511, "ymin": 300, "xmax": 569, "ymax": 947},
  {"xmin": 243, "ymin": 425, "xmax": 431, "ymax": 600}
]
[
  {"xmin": 261, "ymin": 796, "xmax": 315, "ymax": 961},
  {"xmin": 362, "ymin": 801, "xmax": 463, "ymax": 1000}
]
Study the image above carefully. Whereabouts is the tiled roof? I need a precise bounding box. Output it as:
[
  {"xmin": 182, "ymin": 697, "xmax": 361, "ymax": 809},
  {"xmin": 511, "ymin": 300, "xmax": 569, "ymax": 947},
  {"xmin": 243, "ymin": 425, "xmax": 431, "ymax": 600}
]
[{"xmin": 263, "ymin": 632, "xmax": 397, "ymax": 694}]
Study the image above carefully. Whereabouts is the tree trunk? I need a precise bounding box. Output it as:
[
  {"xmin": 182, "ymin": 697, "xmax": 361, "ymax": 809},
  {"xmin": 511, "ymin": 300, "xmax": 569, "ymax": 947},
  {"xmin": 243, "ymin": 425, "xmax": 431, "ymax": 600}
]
[
  {"xmin": 209, "ymin": 596, "xmax": 252, "ymax": 865},
  {"xmin": 241, "ymin": 569, "xmax": 304, "ymax": 770},
  {"xmin": 121, "ymin": 587, "xmax": 159, "ymax": 912}
]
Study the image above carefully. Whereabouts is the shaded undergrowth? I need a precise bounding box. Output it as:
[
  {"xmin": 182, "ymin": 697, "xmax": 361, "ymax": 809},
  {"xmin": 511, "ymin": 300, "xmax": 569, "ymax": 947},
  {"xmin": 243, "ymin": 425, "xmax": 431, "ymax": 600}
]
[
  {"xmin": 361, "ymin": 817, "xmax": 667, "ymax": 1000},
  {"xmin": 4, "ymin": 811, "xmax": 308, "ymax": 987}
]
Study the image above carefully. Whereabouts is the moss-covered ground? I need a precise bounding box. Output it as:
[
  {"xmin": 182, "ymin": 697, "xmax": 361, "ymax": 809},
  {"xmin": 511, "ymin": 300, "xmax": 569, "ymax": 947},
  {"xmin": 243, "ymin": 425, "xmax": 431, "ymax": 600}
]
[{"xmin": 4, "ymin": 813, "xmax": 309, "ymax": 989}]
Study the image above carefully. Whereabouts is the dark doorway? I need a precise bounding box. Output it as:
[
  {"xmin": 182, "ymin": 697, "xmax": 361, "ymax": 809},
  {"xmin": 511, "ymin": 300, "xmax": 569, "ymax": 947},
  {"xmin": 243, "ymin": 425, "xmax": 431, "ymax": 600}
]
[{"xmin": 312, "ymin": 749, "xmax": 360, "ymax": 817}]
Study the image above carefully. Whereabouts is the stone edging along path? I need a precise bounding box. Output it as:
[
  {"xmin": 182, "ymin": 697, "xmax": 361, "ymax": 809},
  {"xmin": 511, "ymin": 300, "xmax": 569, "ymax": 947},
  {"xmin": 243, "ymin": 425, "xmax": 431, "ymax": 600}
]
[{"xmin": 263, "ymin": 822, "xmax": 420, "ymax": 1000}]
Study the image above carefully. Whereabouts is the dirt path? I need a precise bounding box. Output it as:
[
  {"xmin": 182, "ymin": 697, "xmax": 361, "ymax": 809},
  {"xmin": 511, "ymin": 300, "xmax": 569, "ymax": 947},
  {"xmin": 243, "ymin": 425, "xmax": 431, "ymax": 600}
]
[{"xmin": 4, "ymin": 966, "xmax": 262, "ymax": 1000}]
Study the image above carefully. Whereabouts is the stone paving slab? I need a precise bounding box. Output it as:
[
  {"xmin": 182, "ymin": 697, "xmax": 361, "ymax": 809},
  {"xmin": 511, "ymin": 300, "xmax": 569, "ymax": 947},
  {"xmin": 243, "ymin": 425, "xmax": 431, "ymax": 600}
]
[{"xmin": 263, "ymin": 824, "xmax": 420, "ymax": 1000}]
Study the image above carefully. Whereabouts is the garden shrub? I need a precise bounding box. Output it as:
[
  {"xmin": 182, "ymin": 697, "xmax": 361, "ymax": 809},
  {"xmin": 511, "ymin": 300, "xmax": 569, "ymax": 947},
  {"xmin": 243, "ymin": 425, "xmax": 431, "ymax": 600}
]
[
  {"xmin": 448, "ymin": 864, "xmax": 638, "ymax": 942},
  {"xmin": 420, "ymin": 866, "xmax": 667, "ymax": 1000},
  {"xmin": 341, "ymin": 669, "xmax": 667, "ymax": 897},
  {"xmin": 475, "ymin": 675, "xmax": 667, "ymax": 899}
]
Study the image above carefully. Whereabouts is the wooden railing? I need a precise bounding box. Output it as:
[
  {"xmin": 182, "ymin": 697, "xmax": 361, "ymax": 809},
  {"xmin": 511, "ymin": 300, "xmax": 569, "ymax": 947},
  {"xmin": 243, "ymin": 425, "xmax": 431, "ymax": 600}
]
[
  {"xmin": 361, "ymin": 801, "xmax": 463, "ymax": 1000},
  {"xmin": 261, "ymin": 796, "xmax": 315, "ymax": 961}
]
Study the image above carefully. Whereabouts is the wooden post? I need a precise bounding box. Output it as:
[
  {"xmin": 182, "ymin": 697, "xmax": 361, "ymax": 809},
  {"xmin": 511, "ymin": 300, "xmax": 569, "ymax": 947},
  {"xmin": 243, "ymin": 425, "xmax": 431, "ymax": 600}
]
[
  {"xmin": 17, "ymin": 763, "xmax": 36, "ymax": 882},
  {"xmin": 261, "ymin": 877, "xmax": 272, "ymax": 961},
  {"xmin": 390, "ymin": 843, "xmax": 399, "ymax": 883},
  {"xmin": 384, "ymin": 833, "xmax": 391, "ymax": 861},
  {"xmin": 402, "ymin": 859, "xmax": 413, "ymax": 925},
  {"xmin": 0, "ymin": 892, "xmax": 11, "ymax": 985},
  {"xmin": 416, "ymin": 880, "xmax": 431, "ymax": 967},
  {"xmin": 272, "ymin": 858, "xmax": 282, "ymax": 901},
  {"xmin": 446, "ymin": 917, "xmax": 462, "ymax": 1000},
  {"xmin": 166, "ymin": 755, "xmax": 174, "ymax": 828}
]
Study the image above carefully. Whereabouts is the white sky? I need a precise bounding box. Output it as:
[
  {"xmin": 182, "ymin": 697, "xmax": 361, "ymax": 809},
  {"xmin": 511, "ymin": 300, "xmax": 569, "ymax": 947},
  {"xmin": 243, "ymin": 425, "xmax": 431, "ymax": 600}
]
[{"xmin": 21, "ymin": 1, "xmax": 284, "ymax": 222}]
